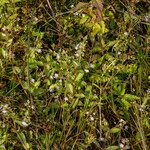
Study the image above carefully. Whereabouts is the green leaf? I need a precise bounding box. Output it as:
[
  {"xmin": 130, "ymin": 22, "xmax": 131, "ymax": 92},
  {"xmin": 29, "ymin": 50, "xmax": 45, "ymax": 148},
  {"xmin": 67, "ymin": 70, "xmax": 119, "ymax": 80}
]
[
  {"xmin": 106, "ymin": 146, "xmax": 119, "ymax": 150},
  {"xmin": 91, "ymin": 23, "xmax": 101, "ymax": 36},
  {"xmin": 75, "ymin": 93, "xmax": 85, "ymax": 98},
  {"xmin": 99, "ymin": 21, "xmax": 108, "ymax": 34},
  {"xmin": 111, "ymin": 127, "xmax": 121, "ymax": 133},
  {"xmin": 67, "ymin": 83, "xmax": 73, "ymax": 94},
  {"xmin": 17, "ymin": 132, "xmax": 30, "ymax": 150},
  {"xmin": 75, "ymin": 72, "xmax": 84, "ymax": 82},
  {"xmin": 80, "ymin": 14, "xmax": 89, "ymax": 24},
  {"xmin": 121, "ymin": 98, "xmax": 132, "ymax": 110},
  {"xmin": 72, "ymin": 99, "xmax": 79, "ymax": 109},
  {"xmin": 33, "ymin": 81, "xmax": 41, "ymax": 88},
  {"xmin": 123, "ymin": 94, "xmax": 140, "ymax": 102}
]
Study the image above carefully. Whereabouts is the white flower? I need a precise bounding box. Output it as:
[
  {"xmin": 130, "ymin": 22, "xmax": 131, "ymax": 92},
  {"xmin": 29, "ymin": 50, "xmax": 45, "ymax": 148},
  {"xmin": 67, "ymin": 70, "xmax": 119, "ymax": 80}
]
[
  {"xmin": 124, "ymin": 32, "xmax": 129, "ymax": 36},
  {"xmin": 31, "ymin": 78, "xmax": 35, "ymax": 83},
  {"xmin": 54, "ymin": 73, "xmax": 59, "ymax": 78},
  {"xmin": 139, "ymin": 106, "xmax": 144, "ymax": 112},
  {"xmin": 146, "ymin": 89, "xmax": 150, "ymax": 94},
  {"xmin": 90, "ymin": 64, "xmax": 94, "ymax": 68},
  {"xmin": 86, "ymin": 111, "xmax": 89, "ymax": 115},
  {"xmin": 82, "ymin": 14, "xmax": 85, "ymax": 17},
  {"xmin": 118, "ymin": 51, "xmax": 121, "ymax": 55},
  {"xmin": 64, "ymin": 97, "xmax": 68, "ymax": 101},
  {"xmin": 37, "ymin": 48, "xmax": 42, "ymax": 53},
  {"xmin": 84, "ymin": 69, "xmax": 89, "ymax": 73},
  {"xmin": 124, "ymin": 125, "xmax": 129, "ymax": 130},
  {"xmin": 2, "ymin": 33, "xmax": 6, "ymax": 37},
  {"xmin": 99, "ymin": 137, "xmax": 105, "ymax": 141},
  {"xmin": 145, "ymin": 15, "xmax": 149, "ymax": 22},
  {"xmin": 34, "ymin": 17, "xmax": 38, "ymax": 22},
  {"xmin": 119, "ymin": 143, "xmax": 124, "ymax": 148},
  {"xmin": 93, "ymin": 112, "xmax": 96, "ymax": 116},
  {"xmin": 2, "ymin": 109, "xmax": 7, "ymax": 113},
  {"xmin": 22, "ymin": 121, "xmax": 28, "ymax": 127},
  {"xmin": 2, "ymin": 27, "xmax": 6, "ymax": 31},
  {"xmin": 75, "ymin": 45, "xmax": 79, "ymax": 50},
  {"xmin": 56, "ymin": 54, "xmax": 60, "ymax": 59},
  {"xmin": 2, "ymin": 124, "xmax": 6, "ymax": 128},
  {"xmin": 90, "ymin": 116, "xmax": 94, "ymax": 121},
  {"xmin": 74, "ymin": 12, "xmax": 79, "ymax": 16},
  {"xmin": 75, "ymin": 53, "xmax": 79, "ymax": 57},
  {"xmin": 119, "ymin": 119, "xmax": 125, "ymax": 123}
]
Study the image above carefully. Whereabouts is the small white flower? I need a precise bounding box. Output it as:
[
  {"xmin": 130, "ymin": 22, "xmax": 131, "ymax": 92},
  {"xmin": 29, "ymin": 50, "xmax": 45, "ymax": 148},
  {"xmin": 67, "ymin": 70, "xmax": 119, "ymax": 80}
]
[
  {"xmin": 118, "ymin": 51, "xmax": 121, "ymax": 55},
  {"xmin": 54, "ymin": 73, "xmax": 59, "ymax": 78},
  {"xmin": 64, "ymin": 97, "xmax": 68, "ymax": 101},
  {"xmin": 84, "ymin": 69, "xmax": 89, "ymax": 73},
  {"xmin": 124, "ymin": 32, "xmax": 129, "ymax": 36},
  {"xmin": 22, "ymin": 121, "xmax": 28, "ymax": 127},
  {"xmin": 56, "ymin": 54, "xmax": 60, "ymax": 59},
  {"xmin": 82, "ymin": 14, "xmax": 85, "ymax": 17},
  {"xmin": 90, "ymin": 116, "xmax": 94, "ymax": 121},
  {"xmin": 31, "ymin": 78, "xmax": 35, "ymax": 83},
  {"xmin": 37, "ymin": 48, "xmax": 42, "ymax": 53},
  {"xmin": 93, "ymin": 112, "xmax": 96, "ymax": 116},
  {"xmin": 2, "ymin": 124, "xmax": 6, "ymax": 128},
  {"xmin": 70, "ymin": 5, "xmax": 74, "ymax": 8},
  {"xmin": 119, "ymin": 119, "xmax": 125, "ymax": 123},
  {"xmin": 50, "ymin": 76, "xmax": 53, "ymax": 79},
  {"xmin": 34, "ymin": 17, "xmax": 38, "ymax": 22},
  {"xmin": 119, "ymin": 143, "xmax": 124, "ymax": 148},
  {"xmin": 75, "ymin": 44, "xmax": 79, "ymax": 50},
  {"xmin": 2, "ymin": 109, "xmax": 7, "ymax": 113},
  {"xmin": 146, "ymin": 89, "xmax": 150, "ymax": 94},
  {"xmin": 74, "ymin": 12, "xmax": 79, "ymax": 16},
  {"xmin": 54, "ymin": 96, "xmax": 59, "ymax": 99},
  {"xmin": 2, "ymin": 27, "xmax": 6, "ymax": 31},
  {"xmin": 75, "ymin": 53, "xmax": 79, "ymax": 57},
  {"xmin": 16, "ymin": 17, "xmax": 20, "ymax": 21},
  {"xmin": 90, "ymin": 64, "xmax": 94, "ymax": 68},
  {"xmin": 2, "ymin": 33, "xmax": 6, "ymax": 37},
  {"xmin": 86, "ymin": 111, "xmax": 89, "ymax": 115},
  {"xmin": 139, "ymin": 106, "xmax": 144, "ymax": 112},
  {"xmin": 124, "ymin": 125, "xmax": 129, "ymax": 130},
  {"xmin": 99, "ymin": 137, "xmax": 105, "ymax": 141},
  {"xmin": 145, "ymin": 15, "xmax": 149, "ymax": 22}
]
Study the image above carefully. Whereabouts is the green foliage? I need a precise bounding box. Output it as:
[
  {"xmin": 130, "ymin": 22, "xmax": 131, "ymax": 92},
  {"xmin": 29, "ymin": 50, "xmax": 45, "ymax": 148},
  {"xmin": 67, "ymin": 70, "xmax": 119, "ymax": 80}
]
[{"xmin": 0, "ymin": 0, "xmax": 150, "ymax": 149}]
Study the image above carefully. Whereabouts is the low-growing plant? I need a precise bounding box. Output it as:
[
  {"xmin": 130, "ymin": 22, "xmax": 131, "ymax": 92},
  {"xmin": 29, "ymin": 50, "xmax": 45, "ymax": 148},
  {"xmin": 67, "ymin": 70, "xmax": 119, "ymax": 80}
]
[{"xmin": 0, "ymin": 0, "xmax": 149, "ymax": 149}]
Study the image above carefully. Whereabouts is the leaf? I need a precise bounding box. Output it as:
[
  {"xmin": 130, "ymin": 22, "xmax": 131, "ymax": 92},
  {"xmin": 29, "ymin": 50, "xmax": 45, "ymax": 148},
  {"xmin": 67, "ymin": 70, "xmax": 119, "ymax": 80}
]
[
  {"xmin": 80, "ymin": 14, "xmax": 89, "ymax": 24},
  {"xmin": 33, "ymin": 81, "xmax": 41, "ymax": 88},
  {"xmin": 67, "ymin": 83, "xmax": 73, "ymax": 94},
  {"xmin": 91, "ymin": 23, "xmax": 101, "ymax": 36},
  {"xmin": 123, "ymin": 94, "xmax": 140, "ymax": 102},
  {"xmin": 17, "ymin": 132, "xmax": 30, "ymax": 150},
  {"xmin": 99, "ymin": 21, "xmax": 108, "ymax": 34},
  {"xmin": 121, "ymin": 98, "xmax": 132, "ymax": 110},
  {"xmin": 111, "ymin": 127, "xmax": 121, "ymax": 133},
  {"xmin": 75, "ymin": 93, "xmax": 85, "ymax": 98},
  {"xmin": 72, "ymin": 99, "xmax": 79, "ymax": 109},
  {"xmin": 75, "ymin": 72, "xmax": 84, "ymax": 82},
  {"xmin": 106, "ymin": 146, "xmax": 119, "ymax": 150}
]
